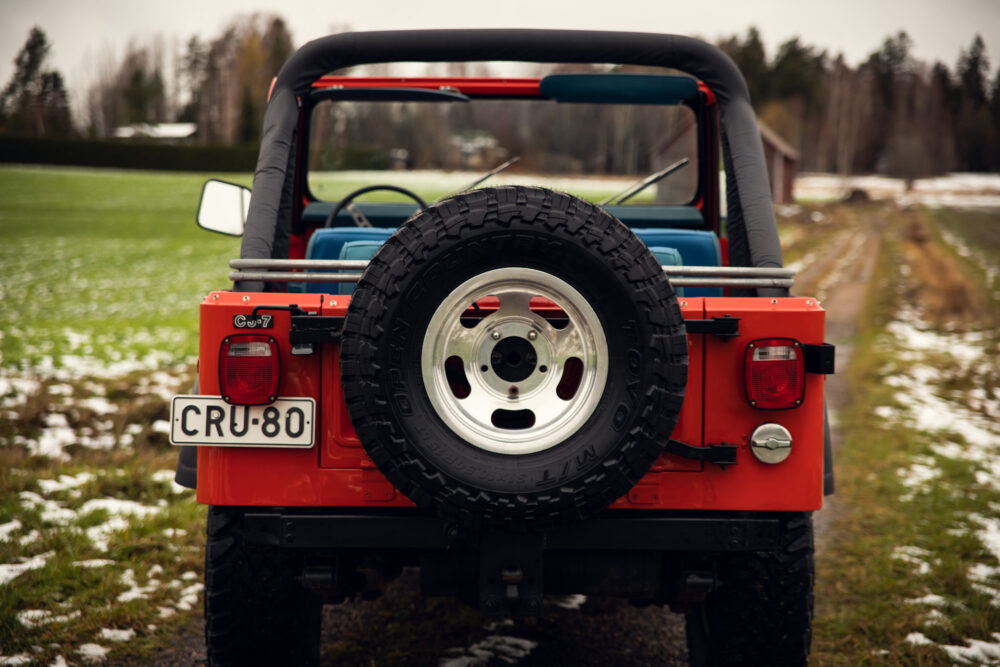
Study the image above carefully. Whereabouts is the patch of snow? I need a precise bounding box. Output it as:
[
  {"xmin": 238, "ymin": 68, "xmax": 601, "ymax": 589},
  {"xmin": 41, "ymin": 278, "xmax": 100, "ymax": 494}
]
[
  {"xmin": 923, "ymin": 609, "xmax": 949, "ymax": 627},
  {"xmin": 17, "ymin": 609, "xmax": 52, "ymax": 628},
  {"xmin": 99, "ymin": 628, "xmax": 135, "ymax": 642},
  {"xmin": 0, "ymin": 519, "xmax": 22, "ymax": 542},
  {"xmin": 795, "ymin": 172, "xmax": 1000, "ymax": 208},
  {"xmin": 439, "ymin": 635, "xmax": 538, "ymax": 667},
  {"xmin": 552, "ymin": 594, "xmax": 588, "ymax": 610},
  {"xmin": 151, "ymin": 419, "xmax": 170, "ymax": 434},
  {"xmin": 73, "ymin": 559, "xmax": 116, "ymax": 568},
  {"xmin": 49, "ymin": 657, "xmax": 68, "ymax": 667},
  {"xmin": 0, "ymin": 551, "xmax": 54, "ymax": 585},
  {"xmin": 181, "ymin": 570, "xmax": 197, "ymax": 581},
  {"xmin": 873, "ymin": 405, "xmax": 899, "ymax": 420},
  {"xmin": 0, "ymin": 654, "xmax": 32, "ymax": 666},
  {"xmin": 906, "ymin": 593, "xmax": 947, "ymax": 607},
  {"xmin": 79, "ymin": 396, "xmax": 117, "ymax": 415},
  {"xmin": 38, "ymin": 472, "xmax": 95, "ymax": 495},
  {"xmin": 162, "ymin": 528, "xmax": 187, "ymax": 537},
  {"xmin": 897, "ymin": 457, "xmax": 941, "ymax": 502},
  {"xmin": 905, "ymin": 632, "xmax": 934, "ymax": 646},
  {"xmin": 78, "ymin": 498, "xmax": 162, "ymax": 551},
  {"xmin": 175, "ymin": 582, "xmax": 203, "ymax": 611},
  {"xmin": 18, "ymin": 530, "xmax": 40, "ymax": 547},
  {"xmin": 148, "ymin": 564, "xmax": 164, "ymax": 577},
  {"xmin": 19, "ymin": 491, "xmax": 77, "ymax": 525},
  {"xmin": 29, "ymin": 413, "xmax": 76, "ymax": 460},
  {"xmin": 892, "ymin": 546, "xmax": 933, "ymax": 575},
  {"xmin": 77, "ymin": 644, "xmax": 109, "ymax": 664},
  {"xmin": 940, "ymin": 634, "xmax": 1000, "ymax": 664},
  {"xmin": 17, "ymin": 609, "xmax": 81, "ymax": 628},
  {"xmin": 157, "ymin": 606, "xmax": 176, "ymax": 618}
]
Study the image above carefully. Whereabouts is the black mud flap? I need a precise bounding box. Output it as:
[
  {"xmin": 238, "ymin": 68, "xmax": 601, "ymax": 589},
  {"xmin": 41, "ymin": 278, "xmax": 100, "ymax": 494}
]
[
  {"xmin": 175, "ymin": 446, "xmax": 198, "ymax": 489},
  {"xmin": 174, "ymin": 378, "xmax": 199, "ymax": 489},
  {"xmin": 823, "ymin": 403, "xmax": 835, "ymax": 496}
]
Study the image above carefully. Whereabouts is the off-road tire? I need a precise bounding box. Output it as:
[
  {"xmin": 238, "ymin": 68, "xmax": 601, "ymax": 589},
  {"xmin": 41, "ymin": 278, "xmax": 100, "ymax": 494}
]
[
  {"xmin": 204, "ymin": 506, "xmax": 322, "ymax": 666},
  {"xmin": 685, "ymin": 512, "xmax": 815, "ymax": 666},
  {"xmin": 340, "ymin": 186, "xmax": 687, "ymax": 529}
]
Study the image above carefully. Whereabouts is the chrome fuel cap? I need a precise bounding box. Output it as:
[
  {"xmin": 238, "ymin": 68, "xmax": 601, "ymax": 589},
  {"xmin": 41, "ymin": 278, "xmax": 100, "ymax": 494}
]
[{"xmin": 750, "ymin": 423, "xmax": 793, "ymax": 464}]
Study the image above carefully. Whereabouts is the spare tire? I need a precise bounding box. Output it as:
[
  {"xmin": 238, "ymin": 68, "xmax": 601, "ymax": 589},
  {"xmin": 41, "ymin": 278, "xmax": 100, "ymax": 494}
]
[{"xmin": 340, "ymin": 186, "xmax": 687, "ymax": 528}]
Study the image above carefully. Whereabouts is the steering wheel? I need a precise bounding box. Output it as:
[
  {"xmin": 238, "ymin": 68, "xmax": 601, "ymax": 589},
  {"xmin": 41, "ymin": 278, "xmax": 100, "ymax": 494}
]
[{"xmin": 323, "ymin": 184, "xmax": 429, "ymax": 228}]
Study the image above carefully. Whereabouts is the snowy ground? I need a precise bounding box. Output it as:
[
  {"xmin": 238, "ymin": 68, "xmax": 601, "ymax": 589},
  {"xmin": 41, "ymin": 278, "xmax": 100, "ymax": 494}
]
[
  {"xmin": 869, "ymin": 216, "xmax": 1000, "ymax": 664},
  {"xmin": 796, "ymin": 173, "xmax": 1000, "ymax": 208}
]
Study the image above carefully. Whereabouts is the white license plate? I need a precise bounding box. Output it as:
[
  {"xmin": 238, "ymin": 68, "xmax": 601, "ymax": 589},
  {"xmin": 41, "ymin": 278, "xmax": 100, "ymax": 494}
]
[{"xmin": 169, "ymin": 396, "xmax": 315, "ymax": 448}]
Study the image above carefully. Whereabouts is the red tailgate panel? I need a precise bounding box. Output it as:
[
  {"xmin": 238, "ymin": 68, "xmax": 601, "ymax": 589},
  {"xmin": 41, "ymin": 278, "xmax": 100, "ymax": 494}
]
[
  {"xmin": 196, "ymin": 292, "xmax": 412, "ymax": 507},
  {"xmin": 614, "ymin": 297, "xmax": 826, "ymax": 511},
  {"xmin": 198, "ymin": 294, "xmax": 825, "ymax": 512}
]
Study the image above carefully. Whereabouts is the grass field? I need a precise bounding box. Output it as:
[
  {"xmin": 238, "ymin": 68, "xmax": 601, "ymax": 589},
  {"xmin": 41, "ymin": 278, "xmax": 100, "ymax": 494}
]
[
  {"xmin": 812, "ymin": 206, "xmax": 1000, "ymax": 664},
  {"xmin": 1, "ymin": 165, "xmax": 998, "ymax": 665}
]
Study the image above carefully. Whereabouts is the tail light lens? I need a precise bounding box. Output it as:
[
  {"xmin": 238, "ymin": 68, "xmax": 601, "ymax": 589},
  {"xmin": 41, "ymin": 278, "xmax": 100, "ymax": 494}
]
[
  {"xmin": 220, "ymin": 335, "xmax": 279, "ymax": 405},
  {"xmin": 745, "ymin": 338, "xmax": 804, "ymax": 409}
]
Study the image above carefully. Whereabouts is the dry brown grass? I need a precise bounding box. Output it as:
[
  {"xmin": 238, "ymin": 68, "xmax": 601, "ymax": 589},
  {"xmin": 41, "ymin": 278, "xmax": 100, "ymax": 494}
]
[{"xmin": 901, "ymin": 212, "xmax": 989, "ymax": 329}]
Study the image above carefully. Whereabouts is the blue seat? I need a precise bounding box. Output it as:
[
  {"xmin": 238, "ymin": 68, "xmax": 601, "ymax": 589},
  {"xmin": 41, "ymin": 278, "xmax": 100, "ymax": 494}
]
[
  {"xmin": 633, "ymin": 229, "xmax": 722, "ymax": 297},
  {"xmin": 304, "ymin": 228, "xmax": 396, "ymax": 293},
  {"xmin": 303, "ymin": 224, "xmax": 722, "ymax": 297},
  {"xmin": 336, "ymin": 240, "xmax": 384, "ymax": 295},
  {"xmin": 649, "ymin": 246, "xmax": 684, "ymax": 298}
]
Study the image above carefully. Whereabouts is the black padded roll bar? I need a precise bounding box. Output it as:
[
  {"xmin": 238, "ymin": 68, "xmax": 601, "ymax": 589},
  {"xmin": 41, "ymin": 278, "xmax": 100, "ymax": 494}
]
[{"xmin": 239, "ymin": 30, "xmax": 782, "ymax": 294}]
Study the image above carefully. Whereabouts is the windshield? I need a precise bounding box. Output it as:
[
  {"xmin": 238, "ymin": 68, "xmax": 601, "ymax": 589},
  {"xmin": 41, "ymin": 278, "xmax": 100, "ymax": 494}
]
[{"xmin": 308, "ymin": 98, "xmax": 698, "ymax": 206}]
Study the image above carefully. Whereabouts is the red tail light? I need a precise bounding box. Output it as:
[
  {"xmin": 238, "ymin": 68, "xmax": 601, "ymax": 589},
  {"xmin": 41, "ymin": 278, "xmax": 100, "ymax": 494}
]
[
  {"xmin": 745, "ymin": 338, "xmax": 804, "ymax": 409},
  {"xmin": 220, "ymin": 335, "xmax": 279, "ymax": 405}
]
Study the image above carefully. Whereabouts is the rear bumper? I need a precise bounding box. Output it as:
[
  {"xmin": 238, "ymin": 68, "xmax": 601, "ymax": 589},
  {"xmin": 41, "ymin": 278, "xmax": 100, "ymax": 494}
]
[{"xmin": 243, "ymin": 508, "xmax": 781, "ymax": 552}]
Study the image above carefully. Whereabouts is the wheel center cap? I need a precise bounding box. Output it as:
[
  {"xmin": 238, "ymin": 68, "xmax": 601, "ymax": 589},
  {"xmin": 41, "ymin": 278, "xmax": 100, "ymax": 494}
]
[{"xmin": 490, "ymin": 336, "xmax": 537, "ymax": 382}]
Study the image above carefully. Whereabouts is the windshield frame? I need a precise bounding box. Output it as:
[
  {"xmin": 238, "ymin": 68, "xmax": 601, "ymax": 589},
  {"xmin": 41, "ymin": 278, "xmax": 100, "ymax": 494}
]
[{"xmin": 298, "ymin": 75, "xmax": 716, "ymax": 234}]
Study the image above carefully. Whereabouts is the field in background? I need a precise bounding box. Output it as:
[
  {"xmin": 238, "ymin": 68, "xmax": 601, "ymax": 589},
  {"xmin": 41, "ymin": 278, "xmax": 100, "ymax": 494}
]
[{"xmin": 0, "ymin": 165, "xmax": 998, "ymax": 665}]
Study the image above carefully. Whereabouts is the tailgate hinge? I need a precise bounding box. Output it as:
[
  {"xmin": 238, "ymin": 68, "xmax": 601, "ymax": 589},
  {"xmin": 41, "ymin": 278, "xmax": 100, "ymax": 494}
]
[
  {"xmin": 683, "ymin": 316, "xmax": 740, "ymax": 339},
  {"xmin": 250, "ymin": 305, "xmax": 344, "ymax": 355},
  {"xmin": 289, "ymin": 316, "xmax": 345, "ymax": 355},
  {"xmin": 665, "ymin": 439, "xmax": 739, "ymax": 468},
  {"xmin": 803, "ymin": 342, "xmax": 836, "ymax": 374}
]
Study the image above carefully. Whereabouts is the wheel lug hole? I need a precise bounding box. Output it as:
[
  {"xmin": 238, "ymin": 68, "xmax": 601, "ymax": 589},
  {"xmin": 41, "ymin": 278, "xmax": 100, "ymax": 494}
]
[
  {"xmin": 539, "ymin": 365, "xmax": 547, "ymax": 373},
  {"xmin": 480, "ymin": 364, "xmax": 489, "ymax": 373}
]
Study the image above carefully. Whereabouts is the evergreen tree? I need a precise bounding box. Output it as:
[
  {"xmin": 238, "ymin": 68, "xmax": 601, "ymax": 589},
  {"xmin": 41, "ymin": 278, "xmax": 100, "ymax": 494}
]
[{"xmin": 0, "ymin": 27, "xmax": 73, "ymax": 137}]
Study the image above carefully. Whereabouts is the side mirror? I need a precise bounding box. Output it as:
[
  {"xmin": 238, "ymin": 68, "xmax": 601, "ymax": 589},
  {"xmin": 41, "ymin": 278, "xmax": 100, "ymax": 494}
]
[{"xmin": 197, "ymin": 179, "xmax": 251, "ymax": 236}]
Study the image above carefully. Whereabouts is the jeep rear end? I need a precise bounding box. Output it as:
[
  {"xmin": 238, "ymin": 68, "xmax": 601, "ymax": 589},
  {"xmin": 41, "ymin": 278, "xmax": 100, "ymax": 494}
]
[{"xmin": 173, "ymin": 29, "xmax": 833, "ymax": 666}]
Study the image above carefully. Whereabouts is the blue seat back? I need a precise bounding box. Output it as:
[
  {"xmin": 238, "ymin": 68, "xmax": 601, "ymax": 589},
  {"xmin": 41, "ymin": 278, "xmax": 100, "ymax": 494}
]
[
  {"xmin": 304, "ymin": 228, "xmax": 396, "ymax": 293},
  {"xmin": 634, "ymin": 229, "xmax": 721, "ymax": 297},
  {"xmin": 649, "ymin": 246, "xmax": 684, "ymax": 298},
  {"xmin": 304, "ymin": 225, "xmax": 722, "ymax": 297},
  {"xmin": 336, "ymin": 240, "xmax": 384, "ymax": 295}
]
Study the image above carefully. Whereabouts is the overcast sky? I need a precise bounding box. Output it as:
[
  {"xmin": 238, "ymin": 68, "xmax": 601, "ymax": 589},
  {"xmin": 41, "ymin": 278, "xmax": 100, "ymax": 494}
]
[{"xmin": 2, "ymin": 0, "xmax": 998, "ymax": 111}]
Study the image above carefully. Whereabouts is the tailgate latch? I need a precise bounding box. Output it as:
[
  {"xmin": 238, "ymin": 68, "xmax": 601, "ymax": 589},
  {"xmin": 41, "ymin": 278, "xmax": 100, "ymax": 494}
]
[
  {"xmin": 684, "ymin": 316, "xmax": 740, "ymax": 339},
  {"xmin": 664, "ymin": 439, "xmax": 739, "ymax": 468}
]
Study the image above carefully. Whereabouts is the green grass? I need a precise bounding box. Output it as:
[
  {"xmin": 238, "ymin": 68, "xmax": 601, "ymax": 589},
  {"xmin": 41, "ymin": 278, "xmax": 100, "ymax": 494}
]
[
  {"xmin": 812, "ymin": 207, "xmax": 1000, "ymax": 664},
  {"xmin": 0, "ymin": 166, "xmax": 250, "ymax": 370}
]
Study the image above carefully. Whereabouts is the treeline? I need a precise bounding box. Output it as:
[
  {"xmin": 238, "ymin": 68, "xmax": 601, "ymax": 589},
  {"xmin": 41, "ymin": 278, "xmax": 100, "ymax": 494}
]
[
  {"xmin": 1, "ymin": 20, "xmax": 998, "ymax": 176},
  {"xmin": 720, "ymin": 28, "xmax": 1000, "ymax": 175}
]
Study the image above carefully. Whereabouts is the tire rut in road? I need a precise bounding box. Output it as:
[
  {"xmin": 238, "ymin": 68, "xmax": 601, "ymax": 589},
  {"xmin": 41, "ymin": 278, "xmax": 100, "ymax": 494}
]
[
  {"xmin": 320, "ymin": 569, "xmax": 688, "ymax": 666},
  {"xmin": 792, "ymin": 214, "xmax": 885, "ymax": 550}
]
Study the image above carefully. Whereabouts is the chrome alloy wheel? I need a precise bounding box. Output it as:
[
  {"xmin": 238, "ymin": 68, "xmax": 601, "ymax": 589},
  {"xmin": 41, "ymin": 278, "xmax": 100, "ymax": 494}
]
[{"xmin": 421, "ymin": 267, "xmax": 608, "ymax": 455}]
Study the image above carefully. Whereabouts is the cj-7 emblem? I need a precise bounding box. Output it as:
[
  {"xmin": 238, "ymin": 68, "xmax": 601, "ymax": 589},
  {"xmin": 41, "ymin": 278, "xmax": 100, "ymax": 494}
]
[{"xmin": 233, "ymin": 314, "xmax": 274, "ymax": 329}]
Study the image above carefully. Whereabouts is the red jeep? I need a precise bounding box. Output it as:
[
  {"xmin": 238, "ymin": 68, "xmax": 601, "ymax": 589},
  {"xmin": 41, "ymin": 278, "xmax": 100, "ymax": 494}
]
[{"xmin": 172, "ymin": 29, "xmax": 834, "ymax": 666}]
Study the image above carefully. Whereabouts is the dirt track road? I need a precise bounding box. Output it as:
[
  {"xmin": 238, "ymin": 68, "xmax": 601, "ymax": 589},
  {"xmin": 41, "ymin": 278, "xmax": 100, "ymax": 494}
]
[
  {"xmin": 791, "ymin": 214, "xmax": 882, "ymax": 547},
  {"xmin": 149, "ymin": 210, "xmax": 877, "ymax": 666}
]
